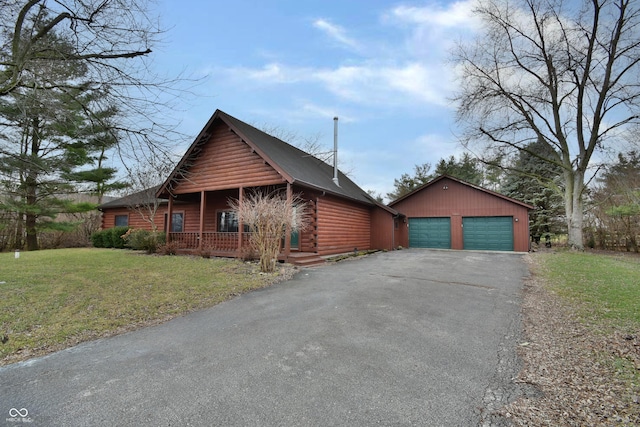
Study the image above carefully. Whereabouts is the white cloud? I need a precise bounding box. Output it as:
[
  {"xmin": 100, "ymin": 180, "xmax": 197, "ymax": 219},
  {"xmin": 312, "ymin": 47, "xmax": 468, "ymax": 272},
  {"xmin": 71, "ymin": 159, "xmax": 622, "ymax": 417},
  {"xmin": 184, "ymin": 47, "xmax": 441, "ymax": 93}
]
[
  {"xmin": 384, "ymin": 1, "xmax": 481, "ymax": 62},
  {"xmin": 313, "ymin": 18, "xmax": 362, "ymax": 51},
  {"xmin": 206, "ymin": 2, "xmax": 482, "ymax": 114},
  {"xmin": 391, "ymin": 1, "xmax": 480, "ymax": 29},
  {"xmin": 317, "ymin": 62, "xmax": 452, "ymax": 106},
  {"xmin": 216, "ymin": 61, "xmax": 451, "ymax": 108}
]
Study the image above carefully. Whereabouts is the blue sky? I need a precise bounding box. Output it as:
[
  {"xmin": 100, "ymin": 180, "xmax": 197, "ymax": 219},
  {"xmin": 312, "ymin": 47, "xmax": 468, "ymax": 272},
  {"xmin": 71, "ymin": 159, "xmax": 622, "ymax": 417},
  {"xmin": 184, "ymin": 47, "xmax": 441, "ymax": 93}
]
[{"xmin": 153, "ymin": 0, "xmax": 481, "ymax": 199}]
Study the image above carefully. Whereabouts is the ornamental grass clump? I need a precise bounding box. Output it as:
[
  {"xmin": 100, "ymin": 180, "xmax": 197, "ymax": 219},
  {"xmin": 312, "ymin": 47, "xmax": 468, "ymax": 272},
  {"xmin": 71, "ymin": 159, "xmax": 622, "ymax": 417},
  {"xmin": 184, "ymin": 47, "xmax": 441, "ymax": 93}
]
[{"xmin": 229, "ymin": 189, "xmax": 310, "ymax": 273}]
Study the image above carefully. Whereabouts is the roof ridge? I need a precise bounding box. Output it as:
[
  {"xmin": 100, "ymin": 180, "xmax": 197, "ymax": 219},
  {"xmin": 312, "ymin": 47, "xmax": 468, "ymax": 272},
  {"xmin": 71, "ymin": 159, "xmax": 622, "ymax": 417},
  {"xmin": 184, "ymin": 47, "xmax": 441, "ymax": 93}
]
[{"xmin": 217, "ymin": 110, "xmax": 333, "ymax": 166}]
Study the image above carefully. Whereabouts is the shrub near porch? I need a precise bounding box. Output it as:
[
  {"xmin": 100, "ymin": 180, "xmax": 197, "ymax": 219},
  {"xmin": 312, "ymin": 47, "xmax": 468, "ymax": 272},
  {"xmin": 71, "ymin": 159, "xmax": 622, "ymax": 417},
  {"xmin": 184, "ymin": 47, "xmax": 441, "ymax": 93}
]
[{"xmin": 0, "ymin": 248, "xmax": 291, "ymax": 365}]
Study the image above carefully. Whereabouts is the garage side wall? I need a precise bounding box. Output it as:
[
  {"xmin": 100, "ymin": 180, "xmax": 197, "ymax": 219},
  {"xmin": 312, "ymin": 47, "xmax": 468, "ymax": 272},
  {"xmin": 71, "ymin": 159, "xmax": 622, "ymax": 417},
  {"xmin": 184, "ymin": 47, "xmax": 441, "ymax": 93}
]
[{"xmin": 391, "ymin": 178, "xmax": 530, "ymax": 252}]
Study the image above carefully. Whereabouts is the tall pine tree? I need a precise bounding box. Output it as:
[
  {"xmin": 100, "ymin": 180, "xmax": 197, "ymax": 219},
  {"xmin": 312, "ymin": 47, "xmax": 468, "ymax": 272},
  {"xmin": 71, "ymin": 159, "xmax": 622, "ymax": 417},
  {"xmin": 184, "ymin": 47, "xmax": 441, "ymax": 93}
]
[
  {"xmin": 502, "ymin": 141, "xmax": 565, "ymax": 244},
  {"xmin": 0, "ymin": 13, "xmax": 125, "ymax": 250},
  {"xmin": 434, "ymin": 153, "xmax": 483, "ymax": 185}
]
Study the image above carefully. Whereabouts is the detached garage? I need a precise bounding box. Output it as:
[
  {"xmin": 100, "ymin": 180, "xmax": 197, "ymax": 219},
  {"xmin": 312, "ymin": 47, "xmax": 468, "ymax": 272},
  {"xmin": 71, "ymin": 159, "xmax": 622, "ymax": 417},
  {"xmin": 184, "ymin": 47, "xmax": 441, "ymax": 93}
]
[{"xmin": 389, "ymin": 175, "xmax": 533, "ymax": 252}]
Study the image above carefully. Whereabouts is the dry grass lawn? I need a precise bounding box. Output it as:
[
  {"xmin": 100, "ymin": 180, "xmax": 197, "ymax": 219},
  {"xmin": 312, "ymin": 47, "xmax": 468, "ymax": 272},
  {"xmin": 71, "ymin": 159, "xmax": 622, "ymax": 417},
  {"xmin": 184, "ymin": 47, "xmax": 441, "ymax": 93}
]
[
  {"xmin": 502, "ymin": 251, "xmax": 640, "ymax": 425},
  {"xmin": 0, "ymin": 248, "xmax": 294, "ymax": 366}
]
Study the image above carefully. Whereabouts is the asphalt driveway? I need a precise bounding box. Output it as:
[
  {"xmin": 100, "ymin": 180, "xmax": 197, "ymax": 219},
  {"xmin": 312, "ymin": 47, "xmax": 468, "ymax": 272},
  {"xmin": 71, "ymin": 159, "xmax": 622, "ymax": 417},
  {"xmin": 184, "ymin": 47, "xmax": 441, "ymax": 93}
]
[{"xmin": 1, "ymin": 249, "xmax": 529, "ymax": 426}]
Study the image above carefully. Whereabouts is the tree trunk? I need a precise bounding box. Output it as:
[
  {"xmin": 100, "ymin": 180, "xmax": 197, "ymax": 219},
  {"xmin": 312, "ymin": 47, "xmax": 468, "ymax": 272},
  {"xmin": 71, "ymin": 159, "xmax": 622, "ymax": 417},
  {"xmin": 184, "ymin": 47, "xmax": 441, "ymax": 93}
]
[
  {"xmin": 13, "ymin": 213, "xmax": 24, "ymax": 250},
  {"xmin": 25, "ymin": 117, "xmax": 40, "ymax": 251},
  {"xmin": 25, "ymin": 181, "xmax": 39, "ymax": 251},
  {"xmin": 25, "ymin": 213, "xmax": 38, "ymax": 250},
  {"xmin": 565, "ymin": 170, "xmax": 585, "ymax": 250}
]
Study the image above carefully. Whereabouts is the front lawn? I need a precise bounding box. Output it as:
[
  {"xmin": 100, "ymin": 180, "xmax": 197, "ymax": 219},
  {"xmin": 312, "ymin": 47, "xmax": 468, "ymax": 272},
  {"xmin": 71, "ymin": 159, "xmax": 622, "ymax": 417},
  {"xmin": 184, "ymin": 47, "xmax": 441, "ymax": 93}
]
[
  {"xmin": 540, "ymin": 251, "xmax": 640, "ymax": 393},
  {"xmin": 505, "ymin": 250, "xmax": 640, "ymax": 425},
  {"xmin": 541, "ymin": 251, "xmax": 640, "ymax": 327},
  {"xmin": 0, "ymin": 248, "xmax": 291, "ymax": 365}
]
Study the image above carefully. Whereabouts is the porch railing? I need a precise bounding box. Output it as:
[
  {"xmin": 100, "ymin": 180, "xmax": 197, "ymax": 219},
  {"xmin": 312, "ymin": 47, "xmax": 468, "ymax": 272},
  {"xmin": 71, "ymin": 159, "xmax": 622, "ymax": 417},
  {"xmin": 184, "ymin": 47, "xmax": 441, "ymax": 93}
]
[{"xmin": 169, "ymin": 232, "xmax": 252, "ymax": 252}]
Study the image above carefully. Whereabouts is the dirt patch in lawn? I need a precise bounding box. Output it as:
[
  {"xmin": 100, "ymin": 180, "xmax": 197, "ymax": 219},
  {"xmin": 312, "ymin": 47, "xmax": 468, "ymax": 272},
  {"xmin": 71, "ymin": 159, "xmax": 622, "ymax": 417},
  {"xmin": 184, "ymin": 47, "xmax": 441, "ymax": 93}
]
[{"xmin": 500, "ymin": 253, "xmax": 640, "ymax": 426}]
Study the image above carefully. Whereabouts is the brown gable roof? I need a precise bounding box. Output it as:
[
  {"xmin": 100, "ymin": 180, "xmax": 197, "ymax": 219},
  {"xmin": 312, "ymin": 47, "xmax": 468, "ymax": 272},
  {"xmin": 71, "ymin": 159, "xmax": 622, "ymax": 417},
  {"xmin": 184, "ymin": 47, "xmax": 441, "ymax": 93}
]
[
  {"xmin": 388, "ymin": 174, "xmax": 535, "ymax": 210},
  {"xmin": 158, "ymin": 109, "xmax": 377, "ymax": 206}
]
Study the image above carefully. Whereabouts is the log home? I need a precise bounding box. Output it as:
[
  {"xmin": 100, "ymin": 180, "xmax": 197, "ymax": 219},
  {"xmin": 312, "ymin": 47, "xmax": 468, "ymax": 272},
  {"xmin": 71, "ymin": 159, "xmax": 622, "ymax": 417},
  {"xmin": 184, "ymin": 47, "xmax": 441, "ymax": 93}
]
[{"xmin": 99, "ymin": 110, "xmax": 402, "ymax": 264}]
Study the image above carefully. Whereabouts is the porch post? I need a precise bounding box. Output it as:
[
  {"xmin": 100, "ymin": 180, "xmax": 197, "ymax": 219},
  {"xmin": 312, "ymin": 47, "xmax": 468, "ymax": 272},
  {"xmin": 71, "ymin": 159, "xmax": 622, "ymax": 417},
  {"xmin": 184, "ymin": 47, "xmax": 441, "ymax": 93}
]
[
  {"xmin": 237, "ymin": 186, "xmax": 244, "ymax": 255},
  {"xmin": 284, "ymin": 183, "xmax": 292, "ymax": 257},
  {"xmin": 199, "ymin": 190, "xmax": 206, "ymax": 250},
  {"xmin": 167, "ymin": 196, "xmax": 173, "ymax": 242}
]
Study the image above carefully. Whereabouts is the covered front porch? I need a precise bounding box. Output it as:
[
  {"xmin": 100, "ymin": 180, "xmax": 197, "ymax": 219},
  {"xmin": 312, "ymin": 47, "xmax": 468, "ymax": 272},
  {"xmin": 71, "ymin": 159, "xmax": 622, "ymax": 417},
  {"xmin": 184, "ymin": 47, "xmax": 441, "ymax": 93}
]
[
  {"xmin": 170, "ymin": 231, "xmax": 251, "ymax": 256},
  {"xmin": 165, "ymin": 184, "xmax": 321, "ymax": 265}
]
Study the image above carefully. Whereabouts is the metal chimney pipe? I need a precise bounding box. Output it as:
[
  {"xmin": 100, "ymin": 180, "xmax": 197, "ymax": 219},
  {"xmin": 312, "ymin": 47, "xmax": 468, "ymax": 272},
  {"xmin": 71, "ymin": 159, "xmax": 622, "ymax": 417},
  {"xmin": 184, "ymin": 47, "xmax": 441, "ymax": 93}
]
[{"xmin": 333, "ymin": 116, "xmax": 340, "ymax": 187}]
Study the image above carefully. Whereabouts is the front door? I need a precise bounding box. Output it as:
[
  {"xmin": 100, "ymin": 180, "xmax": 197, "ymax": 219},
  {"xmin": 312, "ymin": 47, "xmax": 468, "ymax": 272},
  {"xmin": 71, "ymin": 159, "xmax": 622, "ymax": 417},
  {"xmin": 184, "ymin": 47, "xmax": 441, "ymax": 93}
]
[{"xmin": 290, "ymin": 230, "xmax": 299, "ymax": 250}]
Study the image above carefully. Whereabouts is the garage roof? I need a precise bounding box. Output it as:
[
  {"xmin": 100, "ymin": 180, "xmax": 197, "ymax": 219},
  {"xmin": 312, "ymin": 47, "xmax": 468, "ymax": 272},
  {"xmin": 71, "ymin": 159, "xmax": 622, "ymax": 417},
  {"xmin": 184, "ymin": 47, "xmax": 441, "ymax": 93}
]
[{"xmin": 388, "ymin": 175, "xmax": 535, "ymax": 210}]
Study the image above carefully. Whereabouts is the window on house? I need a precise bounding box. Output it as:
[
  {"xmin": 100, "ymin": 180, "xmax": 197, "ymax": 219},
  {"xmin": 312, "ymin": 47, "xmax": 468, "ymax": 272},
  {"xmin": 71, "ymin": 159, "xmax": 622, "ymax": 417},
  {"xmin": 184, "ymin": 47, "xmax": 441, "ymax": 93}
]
[
  {"xmin": 217, "ymin": 211, "xmax": 250, "ymax": 232},
  {"xmin": 115, "ymin": 215, "xmax": 128, "ymax": 227},
  {"xmin": 217, "ymin": 211, "xmax": 238, "ymax": 232},
  {"xmin": 171, "ymin": 212, "xmax": 184, "ymax": 233}
]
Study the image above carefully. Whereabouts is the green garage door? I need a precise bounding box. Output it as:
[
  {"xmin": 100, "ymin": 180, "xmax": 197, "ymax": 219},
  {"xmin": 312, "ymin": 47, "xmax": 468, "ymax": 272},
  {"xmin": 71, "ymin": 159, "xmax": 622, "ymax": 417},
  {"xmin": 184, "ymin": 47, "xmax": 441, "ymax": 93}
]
[
  {"xmin": 409, "ymin": 217, "xmax": 451, "ymax": 249},
  {"xmin": 463, "ymin": 217, "xmax": 513, "ymax": 251}
]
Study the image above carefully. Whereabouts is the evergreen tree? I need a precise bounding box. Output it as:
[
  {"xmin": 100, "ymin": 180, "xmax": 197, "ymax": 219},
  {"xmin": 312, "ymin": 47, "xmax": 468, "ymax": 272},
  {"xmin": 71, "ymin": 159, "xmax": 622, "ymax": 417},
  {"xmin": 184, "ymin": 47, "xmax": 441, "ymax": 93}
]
[
  {"xmin": 434, "ymin": 153, "xmax": 483, "ymax": 185},
  {"xmin": 0, "ymin": 14, "xmax": 124, "ymax": 250},
  {"xmin": 387, "ymin": 153, "xmax": 486, "ymax": 202},
  {"xmin": 386, "ymin": 163, "xmax": 432, "ymax": 202},
  {"xmin": 501, "ymin": 141, "xmax": 565, "ymax": 244}
]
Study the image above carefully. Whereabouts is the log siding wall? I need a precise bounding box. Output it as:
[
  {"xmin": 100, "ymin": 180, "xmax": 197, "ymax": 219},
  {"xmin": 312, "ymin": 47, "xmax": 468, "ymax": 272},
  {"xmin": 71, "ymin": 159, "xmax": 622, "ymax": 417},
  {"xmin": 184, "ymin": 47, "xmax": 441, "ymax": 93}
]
[
  {"xmin": 101, "ymin": 206, "xmax": 167, "ymax": 230},
  {"xmin": 172, "ymin": 125, "xmax": 283, "ymax": 194},
  {"xmin": 316, "ymin": 195, "xmax": 371, "ymax": 255}
]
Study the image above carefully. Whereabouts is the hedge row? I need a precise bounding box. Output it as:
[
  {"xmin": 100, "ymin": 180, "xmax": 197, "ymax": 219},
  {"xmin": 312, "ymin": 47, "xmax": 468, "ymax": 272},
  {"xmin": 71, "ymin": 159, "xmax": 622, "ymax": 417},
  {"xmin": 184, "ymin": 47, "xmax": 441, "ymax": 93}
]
[
  {"xmin": 91, "ymin": 226, "xmax": 130, "ymax": 249},
  {"xmin": 90, "ymin": 227, "xmax": 166, "ymax": 253}
]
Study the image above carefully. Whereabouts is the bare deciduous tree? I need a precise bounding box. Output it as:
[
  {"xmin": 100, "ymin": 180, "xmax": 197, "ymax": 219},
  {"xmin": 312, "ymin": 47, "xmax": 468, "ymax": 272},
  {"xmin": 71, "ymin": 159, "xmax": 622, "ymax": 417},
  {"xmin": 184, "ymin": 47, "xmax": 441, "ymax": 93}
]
[
  {"xmin": 589, "ymin": 150, "xmax": 640, "ymax": 251},
  {"xmin": 1, "ymin": 0, "xmax": 194, "ymax": 163},
  {"xmin": 453, "ymin": 0, "xmax": 640, "ymax": 249},
  {"xmin": 229, "ymin": 189, "xmax": 310, "ymax": 273},
  {"xmin": 257, "ymin": 123, "xmax": 327, "ymax": 158},
  {"xmin": 125, "ymin": 156, "xmax": 175, "ymax": 232},
  {"xmin": 1, "ymin": 0, "xmax": 155, "ymax": 95}
]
